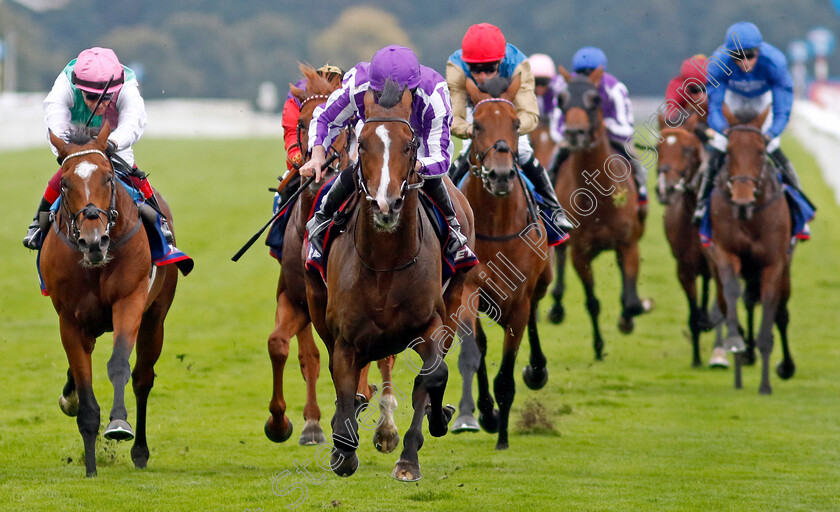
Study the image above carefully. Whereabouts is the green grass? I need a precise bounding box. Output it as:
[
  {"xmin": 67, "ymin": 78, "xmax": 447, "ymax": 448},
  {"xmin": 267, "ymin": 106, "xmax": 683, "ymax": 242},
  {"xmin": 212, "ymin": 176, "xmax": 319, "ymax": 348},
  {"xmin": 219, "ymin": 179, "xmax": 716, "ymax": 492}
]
[{"xmin": 1, "ymin": 136, "xmax": 839, "ymax": 511}]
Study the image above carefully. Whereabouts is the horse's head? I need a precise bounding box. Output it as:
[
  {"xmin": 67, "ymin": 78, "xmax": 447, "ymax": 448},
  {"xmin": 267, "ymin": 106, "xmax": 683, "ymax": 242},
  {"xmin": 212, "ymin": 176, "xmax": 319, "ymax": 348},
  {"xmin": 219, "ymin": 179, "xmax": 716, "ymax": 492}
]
[
  {"xmin": 466, "ymin": 74, "xmax": 521, "ymax": 196},
  {"xmin": 656, "ymin": 116, "xmax": 704, "ymax": 205},
  {"xmin": 557, "ymin": 66, "xmax": 604, "ymax": 151},
  {"xmin": 49, "ymin": 123, "xmax": 117, "ymax": 266},
  {"xmin": 291, "ymin": 64, "xmax": 347, "ymax": 193},
  {"xmin": 358, "ymin": 79, "xmax": 420, "ymax": 231},
  {"xmin": 724, "ymin": 108, "xmax": 770, "ymax": 220}
]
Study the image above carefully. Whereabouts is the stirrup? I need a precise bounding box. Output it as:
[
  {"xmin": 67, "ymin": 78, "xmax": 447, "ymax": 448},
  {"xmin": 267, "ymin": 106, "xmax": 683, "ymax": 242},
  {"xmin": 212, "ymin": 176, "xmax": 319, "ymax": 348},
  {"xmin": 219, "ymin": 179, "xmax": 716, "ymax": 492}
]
[
  {"xmin": 160, "ymin": 218, "xmax": 174, "ymax": 244},
  {"xmin": 691, "ymin": 205, "xmax": 706, "ymax": 226}
]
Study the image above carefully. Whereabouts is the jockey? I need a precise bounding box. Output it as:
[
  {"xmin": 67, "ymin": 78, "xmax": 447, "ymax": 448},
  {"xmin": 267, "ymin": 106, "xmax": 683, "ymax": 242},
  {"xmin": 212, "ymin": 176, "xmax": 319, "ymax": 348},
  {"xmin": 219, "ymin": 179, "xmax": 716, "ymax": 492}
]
[
  {"xmin": 300, "ymin": 45, "xmax": 474, "ymax": 263},
  {"xmin": 528, "ymin": 53, "xmax": 566, "ymax": 122},
  {"xmin": 276, "ymin": 64, "xmax": 344, "ymax": 207},
  {"xmin": 664, "ymin": 54, "xmax": 710, "ymax": 140},
  {"xmin": 693, "ymin": 21, "xmax": 801, "ymax": 225},
  {"xmin": 24, "ymin": 47, "xmax": 169, "ymax": 249},
  {"xmin": 549, "ymin": 46, "xmax": 648, "ymax": 204},
  {"xmin": 446, "ymin": 23, "xmax": 573, "ymax": 237}
]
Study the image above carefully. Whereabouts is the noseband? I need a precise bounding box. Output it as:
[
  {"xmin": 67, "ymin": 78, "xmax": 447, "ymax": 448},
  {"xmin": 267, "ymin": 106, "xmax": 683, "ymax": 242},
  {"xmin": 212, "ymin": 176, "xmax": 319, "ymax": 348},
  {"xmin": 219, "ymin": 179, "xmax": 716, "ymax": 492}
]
[
  {"xmin": 724, "ymin": 124, "xmax": 768, "ymax": 197},
  {"xmin": 295, "ymin": 94, "xmax": 349, "ymax": 172},
  {"xmin": 357, "ymin": 117, "xmax": 423, "ymax": 203},
  {"xmin": 469, "ymin": 98, "xmax": 519, "ymax": 190},
  {"xmin": 58, "ymin": 149, "xmax": 119, "ymax": 244}
]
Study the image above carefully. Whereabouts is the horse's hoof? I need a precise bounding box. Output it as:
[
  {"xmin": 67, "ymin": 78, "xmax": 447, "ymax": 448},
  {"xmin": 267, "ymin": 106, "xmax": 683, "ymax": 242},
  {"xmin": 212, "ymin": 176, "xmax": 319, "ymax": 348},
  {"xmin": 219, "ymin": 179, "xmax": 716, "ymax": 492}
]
[
  {"xmin": 759, "ymin": 384, "xmax": 772, "ymax": 395},
  {"xmin": 617, "ymin": 315, "xmax": 634, "ymax": 334},
  {"xmin": 373, "ymin": 426, "xmax": 400, "ymax": 453},
  {"xmin": 495, "ymin": 440, "xmax": 509, "ymax": 450},
  {"xmin": 522, "ymin": 365, "xmax": 548, "ymax": 390},
  {"xmin": 548, "ymin": 304, "xmax": 565, "ymax": 324},
  {"xmin": 709, "ymin": 347, "xmax": 730, "ymax": 369},
  {"xmin": 104, "ymin": 419, "xmax": 135, "ymax": 441},
  {"xmin": 59, "ymin": 391, "xmax": 79, "ymax": 417},
  {"xmin": 451, "ymin": 415, "xmax": 480, "ymax": 433},
  {"xmin": 331, "ymin": 448, "xmax": 359, "ymax": 477},
  {"xmin": 479, "ymin": 408, "xmax": 500, "ymax": 434},
  {"xmin": 86, "ymin": 470, "xmax": 97, "ymax": 478},
  {"xmin": 742, "ymin": 349, "xmax": 757, "ymax": 366},
  {"xmin": 392, "ymin": 459, "xmax": 421, "ymax": 481},
  {"xmin": 642, "ymin": 298, "xmax": 655, "ymax": 313},
  {"xmin": 426, "ymin": 404, "xmax": 455, "ymax": 437},
  {"xmin": 776, "ymin": 360, "xmax": 796, "ymax": 380},
  {"xmin": 265, "ymin": 415, "xmax": 294, "ymax": 443},
  {"xmin": 131, "ymin": 444, "xmax": 150, "ymax": 469},
  {"xmin": 298, "ymin": 419, "xmax": 325, "ymax": 446},
  {"xmin": 723, "ymin": 335, "xmax": 747, "ymax": 353}
]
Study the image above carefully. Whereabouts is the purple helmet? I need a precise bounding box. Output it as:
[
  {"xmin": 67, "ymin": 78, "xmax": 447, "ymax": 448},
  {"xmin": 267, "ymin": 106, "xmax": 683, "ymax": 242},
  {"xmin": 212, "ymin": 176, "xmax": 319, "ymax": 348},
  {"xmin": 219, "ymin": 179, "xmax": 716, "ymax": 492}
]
[{"xmin": 369, "ymin": 45, "xmax": 421, "ymax": 92}]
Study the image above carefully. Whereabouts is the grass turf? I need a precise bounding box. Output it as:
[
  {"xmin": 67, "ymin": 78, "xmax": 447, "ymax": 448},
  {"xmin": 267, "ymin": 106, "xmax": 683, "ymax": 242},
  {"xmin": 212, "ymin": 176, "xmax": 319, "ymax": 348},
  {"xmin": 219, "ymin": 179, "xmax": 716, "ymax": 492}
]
[{"xmin": 0, "ymin": 136, "xmax": 838, "ymax": 511}]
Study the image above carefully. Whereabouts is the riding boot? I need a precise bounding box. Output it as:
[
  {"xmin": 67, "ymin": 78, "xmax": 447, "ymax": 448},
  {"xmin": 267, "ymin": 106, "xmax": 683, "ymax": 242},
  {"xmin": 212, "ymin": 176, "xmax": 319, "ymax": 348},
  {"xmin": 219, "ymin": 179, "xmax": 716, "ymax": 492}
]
[
  {"xmin": 305, "ymin": 168, "xmax": 355, "ymax": 260},
  {"xmin": 520, "ymin": 156, "xmax": 574, "ymax": 236},
  {"xmin": 770, "ymin": 148, "xmax": 803, "ymax": 191},
  {"xmin": 22, "ymin": 197, "xmax": 52, "ymax": 250},
  {"xmin": 692, "ymin": 147, "xmax": 726, "ymax": 226},
  {"xmin": 548, "ymin": 146, "xmax": 570, "ymax": 183},
  {"xmin": 422, "ymin": 177, "xmax": 472, "ymax": 260},
  {"xmin": 448, "ymin": 153, "xmax": 471, "ymax": 187},
  {"xmin": 142, "ymin": 192, "xmax": 174, "ymax": 244}
]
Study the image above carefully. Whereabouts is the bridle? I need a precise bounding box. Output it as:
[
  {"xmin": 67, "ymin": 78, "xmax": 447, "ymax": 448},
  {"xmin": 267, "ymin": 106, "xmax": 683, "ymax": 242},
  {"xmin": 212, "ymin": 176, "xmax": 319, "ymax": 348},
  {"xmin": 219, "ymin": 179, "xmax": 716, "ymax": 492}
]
[
  {"xmin": 356, "ymin": 116, "xmax": 423, "ymax": 204},
  {"xmin": 724, "ymin": 124, "xmax": 767, "ymax": 197},
  {"xmin": 560, "ymin": 79, "xmax": 602, "ymax": 147},
  {"xmin": 54, "ymin": 149, "xmax": 141, "ymax": 250},
  {"xmin": 657, "ymin": 128, "xmax": 702, "ymax": 203},
  {"xmin": 294, "ymin": 93, "xmax": 348, "ymax": 173},
  {"xmin": 469, "ymin": 98, "xmax": 519, "ymax": 188}
]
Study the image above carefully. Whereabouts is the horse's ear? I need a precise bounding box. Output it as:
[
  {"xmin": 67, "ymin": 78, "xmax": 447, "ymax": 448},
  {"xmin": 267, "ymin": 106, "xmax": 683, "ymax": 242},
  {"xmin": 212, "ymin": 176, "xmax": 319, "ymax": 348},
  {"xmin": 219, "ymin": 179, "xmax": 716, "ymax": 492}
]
[
  {"xmin": 589, "ymin": 66, "xmax": 605, "ymax": 86},
  {"xmin": 722, "ymin": 104, "xmax": 739, "ymax": 126},
  {"xmin": 504, "ymin": 73, "xmax": 522, "ymax": 102},
  {"xmin": 657, "ymin": 113, "xmax": 666, "ymax": 129},
  {"xmin": 753, "ymin": 107, "xmax": 770, "ymax": 129},
  {"xmin": 97, "ymin": 122, "xmax": 112, "ymax": 146},
  {"xmin": 49, "ymin": 130, "xmax": 67, "ymax": 160},
  {"xmin": 465, "ymin": 77, "xmax": 482, "ymax": 104},
  {"xmin": 683, "ymin": 113, "xmax": 699, "ymax": 132},
  {"xmin": 557, "ymin": 65, "xmax": 572, "ymax": 82},
  {"xmin": 363, "ymin": 88, "xmax": 376, "ymax": 113},
  {"xmin": 290, "ymin": 83, "xmax": 306, "ymax": 102}
]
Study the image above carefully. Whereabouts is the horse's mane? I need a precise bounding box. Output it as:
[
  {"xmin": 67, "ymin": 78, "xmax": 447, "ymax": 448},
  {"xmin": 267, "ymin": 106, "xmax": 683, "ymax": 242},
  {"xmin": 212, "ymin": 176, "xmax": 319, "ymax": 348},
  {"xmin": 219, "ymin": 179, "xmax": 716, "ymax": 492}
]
[
  {"xmin": 65, "ymin": 126, "xmax": 98, "ymax": 145},
  {"xmin": 376, "ymin": 79, "xmax": 404, "ymax": 110},
  {"xmin": 731, "ymin": 108, "xmax": 760, "ymax": 125},
  {"xmin": 477, "ymin": 75, "xmax": 512, "ymax": 98}
]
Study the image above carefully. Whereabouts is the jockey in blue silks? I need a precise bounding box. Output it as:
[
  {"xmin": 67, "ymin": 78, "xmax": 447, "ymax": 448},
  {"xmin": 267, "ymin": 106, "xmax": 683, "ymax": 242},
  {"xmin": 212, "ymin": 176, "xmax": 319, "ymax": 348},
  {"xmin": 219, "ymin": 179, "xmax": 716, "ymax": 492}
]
[{"xmin": 693, "ymin": 21, "xmax": 803, "ymax": 225}]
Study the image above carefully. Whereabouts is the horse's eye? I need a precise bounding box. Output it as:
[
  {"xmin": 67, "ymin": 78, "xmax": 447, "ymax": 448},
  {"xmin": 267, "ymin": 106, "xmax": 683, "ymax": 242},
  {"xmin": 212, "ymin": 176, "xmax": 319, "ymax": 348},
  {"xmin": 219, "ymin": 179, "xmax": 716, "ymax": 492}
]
[
  {"xmin": 60, "ymin": 178, "xmax": 70, "ymax": 191},
  {"xmin": 514, "ymin": 119, "xmax": 521, "ymax": 131},
  {"xmin": 358, "ymin": 142, "xmax": 365, "ymax": 154},
  {"xmin": 404, "ymin": 144, "xmax": 412, "ymax": 155},
  {"xmin": 473, "ymin": 122, "xmax": 483, "ymax": 134}
]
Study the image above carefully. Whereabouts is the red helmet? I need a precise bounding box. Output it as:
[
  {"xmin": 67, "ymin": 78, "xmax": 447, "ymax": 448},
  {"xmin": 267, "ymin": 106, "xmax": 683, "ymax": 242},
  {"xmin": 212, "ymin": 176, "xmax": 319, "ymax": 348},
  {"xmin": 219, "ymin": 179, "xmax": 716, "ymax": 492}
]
[
  {"xmin": 461, "ymin": 23, "xmax": 506, "ymax": 63},
  {"xmin": 679, "ymin": 54, "xmax": 708, "ymax": 83}
]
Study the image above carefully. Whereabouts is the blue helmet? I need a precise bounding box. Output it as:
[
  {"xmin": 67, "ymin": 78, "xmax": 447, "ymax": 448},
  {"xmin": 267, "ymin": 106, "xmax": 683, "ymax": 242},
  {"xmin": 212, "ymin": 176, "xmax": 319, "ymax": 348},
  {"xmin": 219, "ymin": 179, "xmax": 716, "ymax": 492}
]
[
  {"xmin": 725, "ymin": 22, "xmax": 763, "ymax": 51},
  {"xmin": 572, "ymin": 47, "xmax": 607, "ymax": 72},
  {"xmin": 369, "ymin": 45, "xmax": 421, "ymax": 92}
]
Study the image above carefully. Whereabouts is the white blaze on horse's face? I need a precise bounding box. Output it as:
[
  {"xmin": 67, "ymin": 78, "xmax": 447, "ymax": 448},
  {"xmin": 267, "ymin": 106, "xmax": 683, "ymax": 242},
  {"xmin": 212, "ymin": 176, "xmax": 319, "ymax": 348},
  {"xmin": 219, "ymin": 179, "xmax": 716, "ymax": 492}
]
[
  {"xmin": 374, "ymin": 124, "xmax": 392, "ymax": 215},
  {"xmin": 74, "ymin": 161, "xmax": 98, "ymax": 199},
  {"xmin": 666, "ymin": 135, "xmax": 678, "ymax": 146}
]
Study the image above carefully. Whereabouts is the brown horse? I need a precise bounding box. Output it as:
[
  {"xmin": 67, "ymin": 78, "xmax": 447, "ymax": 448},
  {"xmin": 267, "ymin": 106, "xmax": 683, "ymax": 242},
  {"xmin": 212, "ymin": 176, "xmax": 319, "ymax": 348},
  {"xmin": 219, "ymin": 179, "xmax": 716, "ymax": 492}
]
[
  {"xmin": 305, "ymin": 81, "xmax": 473, "ymax": 481},
  {"xmin": 530, "ymin": 120, "xmax": 557, "ymax": 180},
  {"xmin": 452, "ymin": 74, "xmax": 554, "ymax": 450},
  {"xmin": 41, "ymin": 124, "xmax": 180, "ymax": 476},
  {"xmin": 265, "ymin": 65, "xmax": 399, "ymax": 452},
  {"xmin": 656, "ymin": 115, "xmax": 715, "ymax": 367},
  {"xmin": 707, "ymin": 109, "xmax": 795, "ymax": 394},
  {"xmin": 552, "ymin": 67, "xmax": 650, "ymax": 360}
]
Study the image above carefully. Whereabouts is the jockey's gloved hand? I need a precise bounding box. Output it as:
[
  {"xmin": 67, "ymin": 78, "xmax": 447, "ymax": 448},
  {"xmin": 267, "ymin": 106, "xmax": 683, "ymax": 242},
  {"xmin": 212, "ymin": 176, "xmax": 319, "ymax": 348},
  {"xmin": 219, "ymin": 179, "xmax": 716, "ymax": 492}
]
[{"xmin": 106, "ymin": 140, "xmax": 117, "ymax": 158}]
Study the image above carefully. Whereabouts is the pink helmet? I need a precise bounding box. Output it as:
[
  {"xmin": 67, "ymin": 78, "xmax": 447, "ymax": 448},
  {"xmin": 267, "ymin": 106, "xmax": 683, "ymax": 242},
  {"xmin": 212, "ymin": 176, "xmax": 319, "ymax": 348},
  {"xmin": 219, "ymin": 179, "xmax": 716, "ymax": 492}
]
[
  {"xmin": 528, "ymin": 53, "xmax": 556, "ymax": 78},
  {"xmin": 72, "ymin": 47, "xmax": 125, "ymax": 94}
]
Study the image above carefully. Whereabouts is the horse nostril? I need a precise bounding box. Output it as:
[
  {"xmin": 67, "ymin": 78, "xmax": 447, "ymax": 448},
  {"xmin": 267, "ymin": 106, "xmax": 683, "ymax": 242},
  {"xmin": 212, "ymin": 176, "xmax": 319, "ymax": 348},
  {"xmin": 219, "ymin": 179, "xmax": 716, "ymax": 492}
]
[
  {"xmin": 100, "ymin": 235, "xmax": 110, "ymax": 248},
  {"xmin": 508, "ymin": 169, "xmax": 516, "ymax": 180},
  {"xmin": 489, "ymin": 170, "xmax": 497, "ymax": 180},
  {"xmin": 392, "ymin": 198, "xmax": 404, "ymax": 212},
  {"xmin": 371, "ymin": 201, "xmax": 381, "ymax": 213},
  {"xmin": 77, "ymin": 239, "xmax": 88, "ymax": 250}
]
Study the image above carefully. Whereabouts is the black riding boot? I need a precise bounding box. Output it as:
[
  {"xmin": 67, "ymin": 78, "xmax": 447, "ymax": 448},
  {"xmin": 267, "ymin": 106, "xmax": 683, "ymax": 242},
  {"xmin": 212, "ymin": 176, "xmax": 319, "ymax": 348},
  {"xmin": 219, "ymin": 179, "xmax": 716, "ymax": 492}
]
[
  {"xmin": 142, "ymin": 191, "xmax": 174, "ymax": 243},
  {"xmin": 520, "ymin": 156, "xmax": 573, "ymax": 236},
  {"xmin": 423, "ymin": 177, "xmax": 470, "ymax": 259},
  {"xmin": 448, "ymin": 153, "xmax": 471, "ymax": 186},
  {"xmin": 548, "ymin": 146, "xmax": 570, "ymax": 183},
  {"xmin": 305, "ymin": 168, "xmax": 355, "ymax": 259},
  {"xmin": 769, "ymin": 148, "xmax": 803, "ymax": 191},
  {"xmin": 692, "ymin": 147, "xmax": 726, "ymax": 225},
  {"xmin": 22, "ymin": 197, "xmax": 52, "ymax": 250}
]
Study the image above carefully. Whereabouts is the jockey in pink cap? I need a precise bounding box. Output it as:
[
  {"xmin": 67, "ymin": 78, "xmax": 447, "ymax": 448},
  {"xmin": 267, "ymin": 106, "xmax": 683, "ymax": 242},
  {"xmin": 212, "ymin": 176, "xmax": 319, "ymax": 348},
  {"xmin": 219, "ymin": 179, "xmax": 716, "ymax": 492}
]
[{"xmin": 23, "ymin": 47, "xmax": 174, "ymax": 250}]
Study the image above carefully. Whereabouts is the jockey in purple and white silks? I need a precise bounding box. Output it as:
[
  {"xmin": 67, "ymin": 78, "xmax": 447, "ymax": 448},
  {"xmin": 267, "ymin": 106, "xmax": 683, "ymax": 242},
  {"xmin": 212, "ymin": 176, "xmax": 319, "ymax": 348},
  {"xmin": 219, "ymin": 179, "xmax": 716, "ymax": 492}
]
[
  {"xmin": 692, "ymin": 21, "xmax": 804, "ymax": 226},
  {"xmin": 548, "ymin": 46, "xmax": 648, "ymax": 204},
  {"xmin": 446, "ymin": 23, "xmax": 573, "ymax": 237},
  {"xmin": 528, "ymin": 53, "xmax": 566, "ymax": 122},
  {"xmin": 300, "ymin": 44, "xmax": 474, "ymax": 263}
]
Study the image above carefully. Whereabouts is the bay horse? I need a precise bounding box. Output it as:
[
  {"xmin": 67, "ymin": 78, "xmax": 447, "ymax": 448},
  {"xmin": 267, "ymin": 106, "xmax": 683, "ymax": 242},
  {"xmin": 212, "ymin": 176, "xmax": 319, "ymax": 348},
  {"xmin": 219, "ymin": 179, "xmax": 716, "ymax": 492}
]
[
  {"xmin": 41, "ymin": 124, "xmax": 179, "ymax": 476},
  {"xmin": 552, "ymin": 67, "xmax": 650, "ymax": 360},
  {"xmin": 707, "ymin": 109, "xmax": 795, "ymax": 394},
  {"xmin": 265, "ymin": 64, "xmax": 399, "ymax": 452},
  {"xmin": 452, "ymin": 74, "xmax": 554, "ymax": 450},
  {"xmin": 530, "ymin": 120, "xmax": 557, "ymax": 181},
  {"xmin": 656, "ymin": 114, "xmax": 715, "ymax": 367},
  {"xmin": 305, "ymin": 80, "xmax": 473, "ymax": 481}
]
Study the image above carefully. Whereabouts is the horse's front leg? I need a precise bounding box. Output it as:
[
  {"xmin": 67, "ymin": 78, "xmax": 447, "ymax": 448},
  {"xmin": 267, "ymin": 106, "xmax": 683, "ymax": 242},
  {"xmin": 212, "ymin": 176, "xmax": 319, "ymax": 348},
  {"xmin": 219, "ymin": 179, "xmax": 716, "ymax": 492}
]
[
  {"xmin": 616, "ymin": 241, "xmax": 646, "ymax": 334},
  {"xmin": 494, "ymin": 303, "xmax": 529, "ymax": 450},
  {"xmin": 131, "ymin": 297, "xmax": 168, "ymax": 469},
  {"xmin": 523, "ymin": 295, "xmax": 549, "ymax": 389},
  {"xmin": 453, "ymin": 287, "xmax": 481, "ymax": 433},
  {"xmin": 105, "ymin": 292, "xmax": 147, "ymax": 441},
  {"xmin": 571, "ymin": 246, "xmax": 605, "ymax": 360},
  {"xmin": 372, "ymin": 355, "xmax": 400, "ymax": 453},
  {"xmin": 549, "ymin": 243, "xmax": 568, "ymax": 324},
  {"xmin": 393, "ymin": 322, "xmax": 454, "ymax": 482},
  {"xmin": 266, "ymin": 291, "xmax": 307, "ymax": 443},
  {"xmin": 677, "ymin": 261, "xmax": 703, "ymax": 367},
  {"xmin": 714, "ymin": 255, "xmax": 745, "ymax": 354},
  {"xmin": 757, "ymin": 263, "xmax": 784, "ymax": 395},
  {"xmin": 297, "ymin": 324, "xmax": 325, "ymax": 445},
  {"xmin": 59, "ymin": 317, "xmax": 99, "ymax": 477},
  {"xmin": 329, "ymin": 340, "xmax": 362, "ymax": 477}
]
